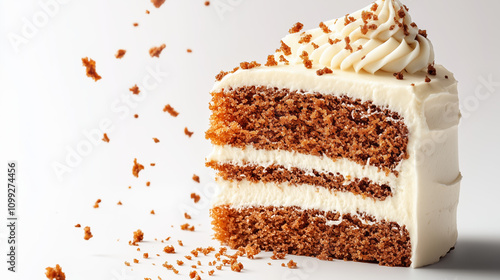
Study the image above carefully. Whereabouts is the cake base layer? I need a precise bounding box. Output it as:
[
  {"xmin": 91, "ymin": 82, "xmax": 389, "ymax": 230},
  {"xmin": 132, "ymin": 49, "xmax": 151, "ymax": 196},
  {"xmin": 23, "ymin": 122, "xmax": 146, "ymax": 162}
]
[{"xmin": 211, "ymin": 205, "xmax": 411, "ymax": 267}]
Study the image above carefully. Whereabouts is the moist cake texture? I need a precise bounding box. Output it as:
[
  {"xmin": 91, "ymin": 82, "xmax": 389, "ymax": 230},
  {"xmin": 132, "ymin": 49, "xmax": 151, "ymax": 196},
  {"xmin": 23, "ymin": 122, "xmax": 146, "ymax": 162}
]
[{"xmin": 206, "ymin": 0, "xmax": 461, "ymax": 268}]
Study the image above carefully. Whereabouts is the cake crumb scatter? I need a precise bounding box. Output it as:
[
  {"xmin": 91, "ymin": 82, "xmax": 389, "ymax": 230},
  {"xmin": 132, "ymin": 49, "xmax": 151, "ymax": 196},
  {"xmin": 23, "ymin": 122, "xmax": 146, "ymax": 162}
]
[
  {"xmin": 178, "ymin": 240, "xmax": 184, "ymax": 246},
  {"xmin": 45, "ymin": 264, "xmax": 65, "ymax": 280},
  {"xmin": 329, "ymin": 38, "xmax": 341, "ymax": 45},
  {"xmin": 344, "ymin": 14, "xmax": 356, "ymax": 26},
  {"xmin": 279, "ymin": 41, "xmax": 292, "ymax": 56},
  {"xmin": 312, "ymin": 42, "xmax": 319, "ymax": 49},
  {"xmin": 371, "ymin": 3, "xmax": 378, "ymax": 11},
  {"xmin": 151, "ymin": 0, "xmax": 165, "ymax": 8},
  {"xmin": 149, "ymin": 44, "xmax": 166, "ymax": 58},
  {"xmin": 143, "ymin": 253, "xmax": 149, "ymax": 258},
  {"xmin": 75, "ymin": 224, "xmax": 81, "ymax": 228},
  {"xmin": 130, "ymin": 84, "xmax": 140, "ymax": 94},
  {"xmin": 150, "ymin": 210, "xmax": 155, "ymax": 215},
  {"xmin": 299, "ymin": 51, "xmax": 312, "ymax": 69},
  {"xmin": 133, "ymin": 23, "xmax": 138, "ymax": 27},
  {"xmin": 265, "ymin": 55, "xmax": 278, "ymax": 67},
  {"xmin": 163, "ymin": 104, "xmax": 179, "ymax": 117},
  {"xmin": 316, "ymin": 67, "xmax": 333, "ymax": 76},
  {"xmin": 208, "ymin": 270, "xmax": 214, "ymax": 275},
  {"xmin": 192, "ymin": 174, "xmax": 200, "ymax": 183},
  {"xmin": 319, "ymin": 22, "xmax": 331, "ymax": 33},
  {"xmin": 204, "ymin": 1, "xmax": 210, "ymax": 6},
  {"xmin": 184, "ymin": 213, "xmax": 192, "ymax": 219},
  {"xmin": 418, "ymin": 29, "xmax": 427, "ymax": 38},
  {"xmin": 153, "ymin": 138, "xmax": 160, "ymax": 143},
  {"xmin": 427, "ymin": 64, "xmax": 437, "ymax": 76},
  {"xmin": 146, "ymin": 10, "xmax": 150, "ymax": 14},
  {"xmin": 344, "ymin": 37, "xmax": 353, "ymax": 52},
  {"xmin": 81, "ymin": 57, "xmax": 101, "ymax": 81},
  {"xmin": 102, "ymin": 133, "xmax": 110, "ymax": 143},
  {"xmin": 164, "ymin": 245, "xmax": 175, "ymax": 253},
  {"xmin": 191, "ymin": 193, "xmax": 201, "ymax": 203},
  {"xmin": 133, "ymin": 259, "xmax": 139, "ymax": 264},
  {"xmin": 134, "ymin": 114, "xmax": 139, "ymax": 118},
  {"xmin": 240, "ymin": 61, "xmax": 261, "ymax": 70},
  {"xmin": 231, "ymin": 262, "xmax": 243, "ymax": 272},
  {"xmin": 425, "ymin": 76, "xmax": 431, "ymax": 83},
  {"xmin": 93, "ymin": 199, "xmax": 101, "ymax": 208},
  {"xmin": 289, "ymin": 22, "xmax": 304, "ymax": 34},
  {"xmin": 393, "ymin": 71, "xmax": 404, "ymax": 80},
  {"xmin": 84, "ymin": 226, "xmax": 93, "ymax": 240},
  {"xmin": 132, "ymin": 158, "xmax": 144, "ymax": 178},
  {"xmin": 124, "ymin": 261, "xmax": 130, "ymax": 266},
  {"xmin": 177, "ymin": 260, "xmax": 184, "ymax": 265},
  {"xmin": 298, "ymin": 33, "xmax": 312, "ymax": 44},
  {"xmin": 287, "ymin": 260, "xmax": 297, "ymax": 269},
  {"xmin": 184, "ymin": 127, "xmax": 194, "ymax": 137},
  {"xmin": 150, "ymin": 163, "xmax": 156, "ymax": 166},
  {"xmin": 146, "ymin": 181, "xmax": 150, "ymax": 187},
  {"xmin": 271, "ymin": 251, "xmax": 286, "ymax": 260},
  {"xmin": 181, "ymin": 223, "xmax": 195, "ymax": 231},
  {"xmin": 130, "ymin": 229, "xmax": 144, "ymax": 246},
  {"xmin": 187, "ymin": 49, "xmax": 193, "ymax": 53},
  {"xmin": 115, "ymin": 49, "xmax": 126, "ymax": 59},
  {"xmin": 279, "ymin": 55, "xmax": 289, "ymax": 65}
]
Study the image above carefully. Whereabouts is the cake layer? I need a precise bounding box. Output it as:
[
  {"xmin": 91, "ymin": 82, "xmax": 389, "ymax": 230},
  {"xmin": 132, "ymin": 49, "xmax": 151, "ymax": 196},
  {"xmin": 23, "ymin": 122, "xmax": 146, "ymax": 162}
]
[
  {"xmin": 207, "ymin": 161, "xmax": 392, "ymax": 201},
  {"xmin": 211, "ymin": 205, "xmax": 411, "ymax": 267},
  {"xmin": 206, "ymin": 86, "xmax": 409, "ymax": 174}
]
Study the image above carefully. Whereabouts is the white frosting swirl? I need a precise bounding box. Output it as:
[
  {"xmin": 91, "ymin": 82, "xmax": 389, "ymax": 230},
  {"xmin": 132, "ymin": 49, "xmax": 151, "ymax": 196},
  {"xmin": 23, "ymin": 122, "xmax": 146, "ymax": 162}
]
[{"xmin": 277, "ymin": 0, "xmax": 434, "ymax": 74}]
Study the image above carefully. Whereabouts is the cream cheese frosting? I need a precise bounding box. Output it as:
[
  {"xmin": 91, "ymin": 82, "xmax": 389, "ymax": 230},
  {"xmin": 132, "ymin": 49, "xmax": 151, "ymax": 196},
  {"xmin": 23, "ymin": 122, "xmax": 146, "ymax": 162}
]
[{"xmin": 276, "ymin": 0, "xmax": 434, "ymax": 74}]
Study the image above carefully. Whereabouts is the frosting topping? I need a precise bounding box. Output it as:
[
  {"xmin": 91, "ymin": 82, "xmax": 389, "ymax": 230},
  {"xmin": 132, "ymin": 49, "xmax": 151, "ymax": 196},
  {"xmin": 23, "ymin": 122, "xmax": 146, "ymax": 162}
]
[{"xmin": 276, "ymin": 0, "xmax": 434, "ymax": 74}]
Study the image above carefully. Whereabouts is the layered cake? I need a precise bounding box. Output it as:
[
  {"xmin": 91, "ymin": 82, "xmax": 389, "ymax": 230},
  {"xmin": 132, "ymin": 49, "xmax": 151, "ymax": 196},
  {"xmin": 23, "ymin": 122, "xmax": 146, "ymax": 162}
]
[{"xmin": 206, "ymin": 0, "xmax": 461, "ymax": 268}]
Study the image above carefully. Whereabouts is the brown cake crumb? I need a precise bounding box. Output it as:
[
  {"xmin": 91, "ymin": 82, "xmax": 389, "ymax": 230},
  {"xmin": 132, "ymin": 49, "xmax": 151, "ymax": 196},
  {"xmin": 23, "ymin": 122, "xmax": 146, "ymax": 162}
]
[
  {"xmin": 177, "ymin": 260, "xmax": 184, "ymax": 265},
  {"xmin": 418, "ymin": 29, "xmax": 427, "ymax": 38},
  {"xmin": 178, "ymin": 240, "xmax": 184, "ymax": 246},
  {"xmin": 289, "ymin": 22, "xmax": 304, "ymax": 34},
  {"xmin": 287, "ymin": 260, "xmax": 297, "ymax": 269},
  {"xmin": 150, "ymin": 210, "xmax": 155, "ymax": 215},
  {"xmin": 279, "ymin": 40, "xmax": 292, "ymax": 56},
  {"xmin": 133, "ymin": 23, "xmax": 138, "ymax": 27},
  {"xmin": 124, "ymin": 261, "xmax": 130, "ymax": 266},
  {"xmin": 271, "ymin": 251, "xmax": 286, "ymax": 260},
  {"xmin": 265, "ymin": 55, "xmax": 278, "ymax": 67},
  {"xmin": 102, "ymin": 133, "xmax": 110, "ymax": 143},
  {"xmin": 319, "ymin": 22, "xmax": 331, "ymax": 33},
  {"xmin": 93, "ymin": 199, "xmax": 101, "ymax": 208},
  {"xmin": 132, "ymin": 158, "xmax": 144, "ymax": 178},
  {"xmin": 192, "ymin": 174, "xmax": 200, "ymax": 183},
  {"xmin": 45, "ymin": 264, "xmax": 65, "ymax": 280},
  {"xmin": 278, "ymin": 55, "xmax": 289, "ymax": 65},
  {"xmin": 133, "ymin": 259, "xmax": 139, "ymax": 264},
  {"xmin": 181, "ymin": 223, "xmax": 195, "ymax": 231},
  {"xmin": 163, "ymin": 104, "xmax": 179, "ymax": 117},
  {"xmin": 427, "ymin": 64, "xmax": 437, "ymax": 76},
  {"xmin": 371, "ymin": 3, "xmax": 378, "ymax": 11},
  {"xmin": 344, "ymin": 14, "xmax": 356, "ymax": 26},
  {"xmin": 411, "ymin": 83, "xmax": 415, "ymax": 87},
  {"xmin": 185, "ymin": 255, "xmax": 193, "ymax": 260},
  {"xmin": 299, "ymin": 51, "xmax": 312, "ymax": 69},
  {"xmin": 397, "ymin": 6, "xmax": 406, "ymax": 18},
  {"xmin": 316, "ymin": 67, "xmax": 333, "ymax": 76},
  {"xmin": 344, "ymin": 37, "xmax": 353, "ymax": 52},
  {"xmin": 208, "ymin": 270, "xmax": 214, "ymax": 276},
  {"xmin": 244, "ymin": 244, "xmax": 261, "ymax": 259},
  {"xmin": 191, "ymin": 265, "xmax": 197, "ymax": 268},
  {"xmin": 146, "ymin": 181, "xmax": 151, "ymax": 187},
  {"xmin": 81, "ymin": 57, "xmax": 101, "ymax": 82},
  {"xmin": 150, "ymin": 163, "xmax": 156, "ymax": 166},
  {"xmin": 134, "ymin": 114, "xmax": 139, "ymax": 118},
  {"xmin": 184, "ymin": 213, "xmax": 192, "ymax": 219},
  {"xmin": 75, "ymin": 224, "xmax": 81, "ymax": 228},
  {"xmin": 115, "ymin": 49, "xmax": 126, "ymax": 59},
  {"xmin": 231, "ymin": 262, "xmax": 243, "ymax": 272},
  {"xmin": 153, "ymin": 138, "xmax": 160, "ymax": 143},
  {"xmin": 146, "ymin": 10, "xmax": 150, "ymax": 14},
  {"xmin": 151, "ymin": 0, "xmax": 165, "ymax": 8},
  {"xmin": 298, "ymin": 33, "xmax": 312, "ymax": 44},
  {"xmin": 187, "ymin": 49, "xmax": 193, "ymax": 53},
  {"xmin": 215, "ymin": 70, "xmax": 230, "ymax": 81},
  {"xmin": 204, "ymin": 1, "xmax": 210, "ymax": 6},
  {"xmin": 191, "ymin": 193, "xmax": 201, "ymax": 203},
  {"xmin": 149, "ymin": 44, "xmax": 166, "ymax": 58},
  {"xmin": 240, "ymin": 61, "xmax": 261, "ymax": 70},
  {"xmin": 184, "ymin": 127, "xmax": 194, "ymax": 137},
  {"xmin": 130, "ymin": 84, "xmax": 140, "ymax": 95},
  {"xmin": 189, "ymin": 271, "xmax": 198, "ymax": 279},
  {"xmin": 393, "ymin": 71, "xmax": 404, "ymax": 80},
  {"xmin": 130, "ymin": 229, "xmax": 144, "ymax": 246},
  {"xmin": 84, "ymin": 226, "xmax": 93, "ymax": 240},
  {"xmin": 267, "ymin": 263, "xmax": 271, "ymax": 265},
  {"xmin": 164, "ymin": 245, "xmax": 175, "ymax": 253},
  {"xmin": 216, "ymin": 265, "xmax": 222, "ymax": 270},
  {"xmin": 425, "ymin": 76, "xmax": 431, "ymax": 83}
]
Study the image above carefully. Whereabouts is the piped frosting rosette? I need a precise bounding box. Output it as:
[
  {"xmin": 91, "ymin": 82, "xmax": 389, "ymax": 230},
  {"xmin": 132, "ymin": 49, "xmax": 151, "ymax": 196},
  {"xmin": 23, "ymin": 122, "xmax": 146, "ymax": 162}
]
[{"xmin": 276, "ymin": 0, "xmax": 434, "ymax": 74}]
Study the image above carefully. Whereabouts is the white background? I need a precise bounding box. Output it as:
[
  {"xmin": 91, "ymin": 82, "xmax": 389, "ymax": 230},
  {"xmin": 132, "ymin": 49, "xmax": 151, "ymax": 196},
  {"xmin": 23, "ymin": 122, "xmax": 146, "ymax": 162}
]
[{"xmin": 1, "ymin": 0, "xmax": 499, "ymax": 279}]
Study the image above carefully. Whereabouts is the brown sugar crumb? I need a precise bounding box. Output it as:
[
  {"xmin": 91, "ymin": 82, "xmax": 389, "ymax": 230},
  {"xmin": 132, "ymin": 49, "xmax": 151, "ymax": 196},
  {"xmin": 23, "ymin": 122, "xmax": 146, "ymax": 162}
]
[
  {"xmin": 267, "ymin": 263, "xmax": 271, "ymax": 265},
  {"xmin": 151, "ymin": 0, "xmax": 165, "ymax": 8},
  {"xmin": 130, "ymin": 84, "xmax": 140, "ymax": 95},
  {"xmin": 191, "ymin": 250, "xmax": 199, "ymax": 257},
  {"xmin": 137, "ymin": 248, "xmax": 141, "ymax": 251},
  {"xmin": 393, "ymin": 71, "xmax": 404, "ymax": 80},
  {"xmin": 271, "ymin": 251, "xmax": 286, "ymax": 260},
  {"xmin": 316, "ymin": 67, "xmax": 333, "ymax": 76},
  {"xmin": 231, "ymin": 262, "xmax": 243, "ymax": 272},
  {"xmin": 164, "ymin": 245, "xmax": 175, "ymax": 253},
  {"xmin": 208, "ymin": 270, "xmax": 214, "ymax": 276},
  {"xmin": 75, "ymin": 224, "xmax": 81, "ymax": 228},
  {"xmin": 418, "ymin": 29, "xmax": 428, "ymax": 38},
  {"xmin": 329, "ymin": 38, "xmax": 341, "ymax": 45},
  {"xmin": 216, "ymin": 265, "xmax": 222, "ymax": 270},
  {"xmin": 150, "ymin": 210, "xmax": 155, "ymax": 215},
  {"xmin": 181, "ymin": 223, "xmax": 195, "ymax": 231},
  {"xmin": 45, "ymin": 264, "xmax": 65, "ymax": 280},
  {"xmin": 163, "ymin": 104, "xmax": 179, "ymax": 117},
  {"xmin": 124, "ymin": 261, "xmax": 130, "ymax": 266},
  {"xmin": 240, "ymin": 61, "xmax": 261, "ymax": 70},
  {"xmin": 204, "ymin": 1, "xmax": 210, "ymax": 6},
  {"xmin": 153, "ymin": 138, "xmax": 160, "ymax": 143},
  {"xmin": 279, "ymin": 40, "xmax": 292, "ymax": 56},
  {"xmin": 319, "ymin": 22, "xmax": 331, "ymax": 33},
  {"xmin": 146, "ymin": 10, "xmax": 150, "ymax": 14},
  {"xmin": 102, "ymin": 133, "xmax": 110, "ymax": 143},
  {"xmin": 134, "ymin": 114, "xmax": 139, "ymax": 118},
  {"xmin": 281, "ymin": 263, "xmax": 286, "ymax": 267},
  {"xmin": 215, "ymin": 70, "xmax": 229, "ymax": 81},
  {"xmin": 84, "ymin": 226, "xmax": 93, "ymax": 240},
  {"xmin": 344, "ymin": 37, "xmax": 353, "ymax": 52},
  {"xmin": 93, "ymin": 199, "xmax": 101, "ymax": 208},
  {"xmin": 278, "ymin": 55, "xmax": 289, "ymax": 65},
  {"xmin": 150, "ymin": 163, "xmax": 156, "ymax": 166},
  {"xmin": 130, "ymin": 229, "xmax": 144, "ymax": 246},
  {"xmin": 143, "ymin": 253, "xmax": 149, "ymax": 259},
  {"xmin": 149, "ymin": 44, "xmax": 166, "ymax": 58},
  {"xmin": 344, "ymin": 14, "xmax": 356, "ymax": 26},
  {"xmin": 187, "ymin": 49, "xmax": 193, "ymax": 53},
  {"xmin": 191, "ymin": 193, "xmax": 201, "ymax": 203},
  {"xmin": 191, "ymin": 265, "xmax": 197, "ymax": 268},
  {"xmin": 287, "ymin": 260, "xmax": 298, "ymax": 269},
  {"xmin": 299, "ymin": 51, "xmax": 312, "ymax": 69},
  {"xmin": 133, "ymin": 259, "xmax": 139, "ymax": 264},
  {"xmin": 189, "ymin": 271, "xmax": 198, "ymax": 279},
  {"xmin": 289, "ymin": 22, "xmax": 304, "ymax": 34},
  {"xmin": 184, "ymin": 127, "xmax": 194, "ymax": 137},
  {"xmin": 81, "ymin": 57, "xmax": 101, "ymax": 82},
  {"xmin": 298, "ymin": 33, "xmax": 313, "ymax": 44},
  {"xmin": 178, "ymin": 240, "xmax": 184, "ymax": 246},
  {"xmin": 177, "ymin": 260, "xmax": 184, "ymax": 265},
  {"xmin": 425, "ymin": 76, "xmax": 431, "ymax": 83},
  {"xmin": 185, "ymin": 255, "xmax": 193, "ymax": 260},
  {"xmin": 115, "ymin": 49, "xmax": 126, "ymax": 59},
  {"xmin": 244, "ymin": 244, "xmax": 261, "ymax": 259},
  {"xmin": 427, "ymin": 64, "xmax": 437, "ymax": 76},
  {"xmin": 117, "ymin": 201, "xmax": 122, "ymax": 205},
  {"xmin": 265, "ymin": 55, "xmax": 278, "ymax": 67},
  {"xmin": 192, "ymin": 174, "xmax": 200, "ymax": 183},
  {"xmin": 184, "ymin": 213, "xmax": 192, "ymax": 219},
  {"xmin": 133, "ymin": 23, "xmax": 138, "ymax": 27},
  {"xmin": 371, "ymin": 2, "xmax": 378, "ymax": 12},
  {"xmin": 411, "ymin": 83, "xmax": 415, "ymax": 87},
  {"xmin": 146, "ymin": 181, "xmax": 151, "ymax": 187},
  {"xmin": 132, "ymin": 158, "xmax": 144, "ymax": 178}
]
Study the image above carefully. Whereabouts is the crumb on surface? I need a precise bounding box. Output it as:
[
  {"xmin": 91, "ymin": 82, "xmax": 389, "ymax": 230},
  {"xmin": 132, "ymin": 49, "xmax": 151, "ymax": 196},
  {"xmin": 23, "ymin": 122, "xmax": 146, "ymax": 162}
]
[
  {"xmin": 84, "ymin": 226, "xmax": 93, "ymax": 240},
  {"xmin": 279, "ymin": 40, "xmax": 292, "ymax": 56},
  {"xmin": 208, "ymin": 270, "xmax": 214, "ymax": 276},
  {"xmin": 393, "ymin": 71, "xmax": 404, "ymax": 80},
  {"xmin": 115, "ymin": 49, "xmax": 126, "ymax": 59},
  {"xmin": 102, "ymin": 133, "xmax": 110, "ymax": 143},
  {"xmin": 240, "ymin": 61, "xmax": 261, "ymax": 70},
  {"xmin": 132, "ymin": 158, "xmax": 144, "ymax": 178},
  {"xmin": 146, "ymin": 10, "xmax": 150, "ymax": 14},
  {"xmin": 316, "ymin": 67, "xmax": 333, "ymax": 76},
  {"xmin": 164, "ymin": 245, "xmax": 175, "ymax": 253},
  {"xmin": 425, "ymin": 76, "xmax": 431, "ymax": 83},
  {"xmin": 130, "ymin": 84, "xmax": 140, "ymax": 95},
  {"xmin": 45, "ymin": 264, "xmax": 65, "ymax": 280},
  {"xmin": 287, "ymin": 260, "xmax": 297, "ymax": 269},
  {"xmin": 133, "ymin": 259, "xmax": 139, "ymax": 264},
  {"xmin": 231, "ymin": 262, "xmax": 243, "ymax": 272},
  {"xmin": 133, "ymin": 23, "xmax": 138, "ymax": 27},
  {"xmin": 319, "ymin": 22, "xmax": 331, "ymax": 33},
  {"xmin": 143, "ymin": 253, "xmax": 149, "ymax": 258},
  {"xmin": 150, "ymin": 163, "xmax": 156, "ymax": 166},
  {"xmin": 181, "ymin": 223, "xmax": 195, "ymax": 231},
  {"xmin": 265, "ymin": 55, "xmax": 278, "ymax": 67},
  {"xmin": 151, "ymin": 0, "xmax": 166, "ymax": 8},
  {"xmin": 178, "ymin": 240, "xmax": 184, "ymax": 246},
  {"xmin": 153, "ymin": 138, "xmax": 160, "ymax": 143},
  {"xmin": 163, "ymin": 104, "xmax": 179, "ymax": 117},
  {"xmin": 184, "ymin": 213, "xmax": 192, "ymax": 219},
  {"xmin": 288, "ymin": 22, "xmax": 303, "ymax": 34},
  {"xmin": 192, "ymin": 174, "xmax": 200, "ymax": 183},
  {"xmin": 271, "ymin": 251, "xmax": 286, "ymax": 260},
  {"xmin": 75, "ymin": 224, "xmax": 81, "ymax": 228},
  {"xmin": 130, "ymin": 229, "xmax": 144, "ymax": 246},
  {"xmin": 427, "ymin": 64, "xmax": 437, "ymax": 76},
  {"xmin": 146, "ymin": 181, "xmax": 151, "ymax": 187},
  {"xmin": 93, "ymin": 199, "xmax": 101, "ymax": 208},
  {"xmin": 299, "ymin": 51, "xmax": 312, "ymax": 69},
  {"xmin": 81, "ymin": 57, "xmax": 101, "ymax": 81},
  {"xmin": 124, "ymin": 261, "xmax": 130, "ymax": 266},
  {"xmin": 184, "ymin": 127, "xmax": 194, "ymax": 137},
  {"xmin": 150, "ymin": 210, "xmax": 155, "ymax": 215},
  {"xmin": 149, "ymin": 44, "xmax": 166, "ymax": 58},
  {"xmin": 204, "ymin": 1, "xmax": 210, "ymax": 6},
  {"xmin": 191, "ymin": 193, "xmax": 201, "ymax": 203},
  {"xmin": 187, "ymin": 49, "xmax": 193, "ymax": 53},
  {"xmin": 134, "ymin": 114, "xmax": 139, "ymax": 118},
  {"xmin": 177, "ymin": 260, "xmax": 184, "ymax": 265}
]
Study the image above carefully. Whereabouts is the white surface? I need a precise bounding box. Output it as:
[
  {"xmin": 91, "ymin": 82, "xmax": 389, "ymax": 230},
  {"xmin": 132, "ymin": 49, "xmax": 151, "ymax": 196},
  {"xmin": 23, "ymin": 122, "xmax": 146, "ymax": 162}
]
[{"xmin": 0, "ymin": 0, "xmax": 499, "ymax": 279}]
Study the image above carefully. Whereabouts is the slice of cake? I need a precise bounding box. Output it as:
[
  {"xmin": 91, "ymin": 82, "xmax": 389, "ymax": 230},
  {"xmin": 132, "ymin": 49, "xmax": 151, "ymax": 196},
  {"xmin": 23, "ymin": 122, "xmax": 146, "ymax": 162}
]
[{"xmin": 206, "ymin": 0, "xmax": 461, "ymax": 268}]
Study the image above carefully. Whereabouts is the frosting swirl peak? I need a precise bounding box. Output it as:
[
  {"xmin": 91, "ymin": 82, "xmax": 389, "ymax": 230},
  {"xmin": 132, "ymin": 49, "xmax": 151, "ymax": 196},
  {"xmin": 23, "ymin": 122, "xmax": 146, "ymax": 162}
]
[{"xmin": 276, "ymin": 0, "xmax": 434, "ymax": 74}]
